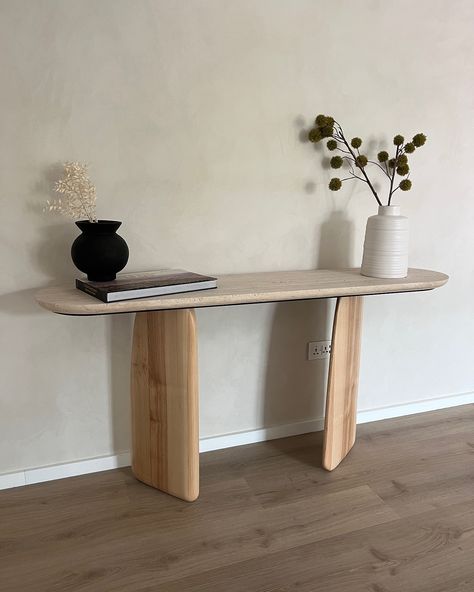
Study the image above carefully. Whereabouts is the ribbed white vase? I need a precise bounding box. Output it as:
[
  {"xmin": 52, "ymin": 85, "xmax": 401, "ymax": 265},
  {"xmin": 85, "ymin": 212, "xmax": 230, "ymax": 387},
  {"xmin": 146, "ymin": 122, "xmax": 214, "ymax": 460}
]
[{"xmin": 361, "ymin": 205, "xmax": 409, "ymax": 279}]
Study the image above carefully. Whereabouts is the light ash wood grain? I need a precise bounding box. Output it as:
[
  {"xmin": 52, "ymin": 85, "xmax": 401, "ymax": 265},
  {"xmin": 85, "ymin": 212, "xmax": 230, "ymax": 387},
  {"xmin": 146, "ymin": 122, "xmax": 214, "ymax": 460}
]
[
  {"xmin": 131, "ymin": 309, "xmax": 199, "ymax": 502},
  {"xmin": 323, "ymin": 296, "xmax": 363, "ymax": 471},
  {"xmin": 35, "ymin": 268, "xmax": 448, "ymax": 315}
]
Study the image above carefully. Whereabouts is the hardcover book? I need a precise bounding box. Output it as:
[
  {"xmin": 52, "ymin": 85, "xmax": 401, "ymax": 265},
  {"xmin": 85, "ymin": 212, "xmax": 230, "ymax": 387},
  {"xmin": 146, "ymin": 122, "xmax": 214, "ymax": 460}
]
[{"xmin": 76, "ymin": 269, "xmax": 218, "ymax": 303}]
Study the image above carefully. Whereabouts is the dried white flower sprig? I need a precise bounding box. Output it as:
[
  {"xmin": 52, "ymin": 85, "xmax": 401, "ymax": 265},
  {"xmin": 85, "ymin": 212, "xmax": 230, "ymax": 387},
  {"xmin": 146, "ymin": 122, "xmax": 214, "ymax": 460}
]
[{"xmin": 46, "ymin": 162, "xmax": 97, "ymax": 222}]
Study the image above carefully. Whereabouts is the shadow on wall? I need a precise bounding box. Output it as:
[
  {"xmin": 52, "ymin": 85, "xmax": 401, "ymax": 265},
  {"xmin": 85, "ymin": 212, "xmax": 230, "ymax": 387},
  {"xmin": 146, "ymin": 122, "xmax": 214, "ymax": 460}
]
[
  {"xmin": 262, "ymin": 206, "xmax": 355, "ymax": 468},
  {"xmin": 0, "ymin": 164, "xmax": 134, "ymax": 459},
  {"xmin": 107, "ymin": 314, "xmax": 133, "ymax": 455}
]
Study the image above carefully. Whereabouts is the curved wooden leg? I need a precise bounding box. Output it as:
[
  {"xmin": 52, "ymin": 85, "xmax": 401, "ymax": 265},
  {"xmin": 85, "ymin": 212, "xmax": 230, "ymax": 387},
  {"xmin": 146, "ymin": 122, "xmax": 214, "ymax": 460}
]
[
  {"xmin": 323, "ymin": 296, "xmax": 363, "ymax": 471},
  {"xmin": 131, "ymin": 309, "xmax": 199, "ymax": 501}
]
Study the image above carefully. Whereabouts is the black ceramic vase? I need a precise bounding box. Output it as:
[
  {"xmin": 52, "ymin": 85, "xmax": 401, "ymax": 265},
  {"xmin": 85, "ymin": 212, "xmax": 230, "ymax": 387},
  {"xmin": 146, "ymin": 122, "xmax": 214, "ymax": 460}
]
[{"xmin": 71, "ymin": 220, "xmax": 129, "ymax": 281}]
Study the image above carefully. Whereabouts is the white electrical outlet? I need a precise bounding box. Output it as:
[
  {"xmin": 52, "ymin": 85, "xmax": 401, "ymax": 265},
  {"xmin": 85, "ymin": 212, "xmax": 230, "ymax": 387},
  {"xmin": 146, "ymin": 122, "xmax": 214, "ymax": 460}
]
[{"xmin": 307, "ymin": 340, "xmax": 331, "ymax": 360}]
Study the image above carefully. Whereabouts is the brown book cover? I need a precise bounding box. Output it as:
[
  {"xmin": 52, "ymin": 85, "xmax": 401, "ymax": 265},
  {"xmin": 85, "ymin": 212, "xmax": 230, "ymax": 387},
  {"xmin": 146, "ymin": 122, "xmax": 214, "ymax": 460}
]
[{"xmin": 76, "ymin": 269, "xmax": 217, "ymax": 303}]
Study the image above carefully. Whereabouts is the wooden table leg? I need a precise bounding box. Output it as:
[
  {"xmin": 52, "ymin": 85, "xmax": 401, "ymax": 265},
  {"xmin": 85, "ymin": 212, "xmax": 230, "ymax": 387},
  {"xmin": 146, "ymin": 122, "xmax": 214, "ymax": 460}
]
[
  {"xmin": 322, "ymin": 296, "xmax": 363, "ymax": 471},
  {"xmin": 130, "ymin": 309, "xmax": 199, "ymax": 501}
]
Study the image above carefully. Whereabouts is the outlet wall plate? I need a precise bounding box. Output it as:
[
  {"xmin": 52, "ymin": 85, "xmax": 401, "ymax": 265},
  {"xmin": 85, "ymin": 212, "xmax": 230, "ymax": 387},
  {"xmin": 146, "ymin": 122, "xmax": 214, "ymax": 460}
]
[{"xmin": 307, "ymin": 340, "xmax": 331, "ymax": 360}]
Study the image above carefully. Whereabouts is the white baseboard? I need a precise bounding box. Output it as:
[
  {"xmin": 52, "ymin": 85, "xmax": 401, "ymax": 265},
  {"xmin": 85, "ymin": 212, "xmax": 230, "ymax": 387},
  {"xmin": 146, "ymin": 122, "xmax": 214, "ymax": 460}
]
[
  {"xmin": 1, "ymin": 391, "xmax": 473, "ymax": 491},
  {"xmin": 356, "ymin": 391, "xmax": 474, "ymax": 424},
  {"xmin": 199, "ymin": 417, "xmax": 325, "ymax": 452},
  {"xmin": 0, "ymin": 451, "xmax": 132, "ymax": 492},
  {"xmin": 199, "ymin": 391, "xmax": 474, "ymax": 451}
]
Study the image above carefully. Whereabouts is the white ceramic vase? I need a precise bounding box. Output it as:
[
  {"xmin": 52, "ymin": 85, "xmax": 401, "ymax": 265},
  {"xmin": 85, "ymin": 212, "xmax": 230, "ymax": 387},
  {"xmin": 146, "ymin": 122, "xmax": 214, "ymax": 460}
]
[{"xmin": 361, "ymin": 205, "xmax": 409, "ymax": 279}]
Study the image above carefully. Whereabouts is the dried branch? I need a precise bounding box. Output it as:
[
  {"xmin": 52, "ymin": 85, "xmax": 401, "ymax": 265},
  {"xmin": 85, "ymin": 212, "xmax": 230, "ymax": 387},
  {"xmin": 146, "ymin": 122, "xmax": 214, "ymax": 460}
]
[{"xmin": 45, "ymin": 162, "xmax": 97, "ymax": 222}]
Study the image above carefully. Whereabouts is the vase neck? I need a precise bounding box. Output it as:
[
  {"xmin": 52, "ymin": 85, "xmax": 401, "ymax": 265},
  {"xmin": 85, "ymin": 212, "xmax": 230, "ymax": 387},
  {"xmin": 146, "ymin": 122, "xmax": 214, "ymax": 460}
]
[
  {"xmin": 378, "ymin": 205, "xmax": 400, "ymax": 216},
  {"xmin": 76, "ymin": 220, "xmax": 122, "ymax": 234}
]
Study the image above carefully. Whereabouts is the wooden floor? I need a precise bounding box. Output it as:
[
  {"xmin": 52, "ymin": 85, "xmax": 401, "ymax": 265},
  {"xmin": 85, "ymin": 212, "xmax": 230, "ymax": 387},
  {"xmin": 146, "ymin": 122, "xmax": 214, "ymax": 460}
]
[{"xmin": 1, "ymin": 405, "xmax": 473, "ymax": 592}]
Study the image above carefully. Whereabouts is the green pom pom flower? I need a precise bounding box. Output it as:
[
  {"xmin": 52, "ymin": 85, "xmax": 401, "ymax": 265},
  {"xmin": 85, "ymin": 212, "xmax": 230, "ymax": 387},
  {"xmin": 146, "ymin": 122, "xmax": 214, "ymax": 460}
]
[
  {"xmin": 399, "ymin": 179, "xmax": 412, "ymax": 191},
  {"xmin": 327, "ymin": 139, "xmax": 337, "ymax": 151},
  {"xmin": 377, "ymin": 151, "xmax": 389, "ymax": 162},
  {"xmin": 404, "ymin": 142, "xmax": 415, "ymax": 153},
  {"xmin": 329, "ymin": 178, "xmax": 342, "ymax": 191},
  {"xmin": 388, "ymin": 158, "xmax": 396, "ymax": 168},
  {"xmin": 398, "ymin": 154, "xmax": 408, "ymax": 165},
  {"xmin": 396, "ymin": 164, "xmax": 410, "ymax": 176},
  {"xmin": 412, "ymin": 133, "xmax": 427, "ymax": 147},
  {"xmin": 330, "ymin": 156, "xmax": 343, "ymax": 169},
  {"xmin": 355, "ymin": 155, "xmax": 368, "ymax": 168},
  {"xmin": 308, "ymin": 128, "xmax": 322, "ymax": 143},
  {"xmin": 321, "ymin": 124, "xmax": 334, "ymax": 138},
  {"xmin": 351, "ymin": 137, "xmax": 362, "ymax": 149},
  {"xmin": 393, "ymin": 135, "xmax": 404, "ymax": 146},
  {"xmin": 315, "ymin": 114, "xmax": 334, "ymax": 127}
]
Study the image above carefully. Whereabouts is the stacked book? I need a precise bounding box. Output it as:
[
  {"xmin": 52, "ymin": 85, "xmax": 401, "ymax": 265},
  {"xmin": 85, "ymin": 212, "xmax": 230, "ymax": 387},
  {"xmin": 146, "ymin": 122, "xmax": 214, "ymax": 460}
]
[{"xmin": 76, "ymin": 269, "xmax": 217, "ymax": 303}]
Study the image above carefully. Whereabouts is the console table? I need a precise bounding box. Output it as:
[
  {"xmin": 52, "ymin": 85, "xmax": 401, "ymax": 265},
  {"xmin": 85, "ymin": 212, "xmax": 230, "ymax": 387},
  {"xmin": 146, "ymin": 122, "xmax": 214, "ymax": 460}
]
[{"xmin": 36, "ymin": 268, "xmax": 448, "ymax": 501}]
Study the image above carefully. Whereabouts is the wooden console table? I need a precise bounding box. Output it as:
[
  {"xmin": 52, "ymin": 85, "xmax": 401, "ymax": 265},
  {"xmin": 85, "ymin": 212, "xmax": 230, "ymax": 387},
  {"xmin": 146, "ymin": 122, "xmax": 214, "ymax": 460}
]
[{"xmin": 36, "ymin": 268, "xmax": 448, "ymax": 501}]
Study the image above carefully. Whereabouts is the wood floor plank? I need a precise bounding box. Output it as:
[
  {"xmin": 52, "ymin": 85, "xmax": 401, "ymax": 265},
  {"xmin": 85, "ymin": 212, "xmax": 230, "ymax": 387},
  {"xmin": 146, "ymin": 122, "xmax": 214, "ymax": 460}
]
[
  {"xmin": 243, "ymin": 433, "xmax": 474, "ymax": 510},
  {"xmin": 0, "ymin": 404, "xmax": 473, "ymax": 592},
  {"xmin": 0, "ymin": 484, "xmax": 397, "ymax": 589},
  {"xmin": 369, "ymin": 465, "xmax": 474, "ymax": 517},
  {"xmin": 203, "ymin": 408, "xmax": 473, "ymax": 513},
  {"xmin": 155, "ymin": 500, "xmax": 474, "ymax": 592}
]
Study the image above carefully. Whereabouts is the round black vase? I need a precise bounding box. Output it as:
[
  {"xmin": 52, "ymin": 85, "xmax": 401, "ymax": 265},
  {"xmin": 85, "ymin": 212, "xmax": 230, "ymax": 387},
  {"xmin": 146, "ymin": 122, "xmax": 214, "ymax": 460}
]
[{"xmin": 71, "ymin": 220, "xmax": 129, "ymax": 282}]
